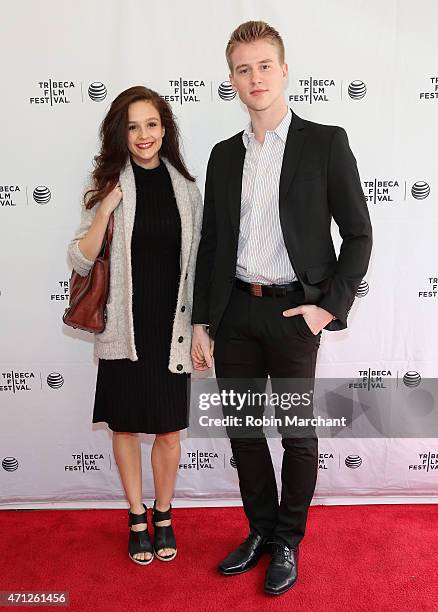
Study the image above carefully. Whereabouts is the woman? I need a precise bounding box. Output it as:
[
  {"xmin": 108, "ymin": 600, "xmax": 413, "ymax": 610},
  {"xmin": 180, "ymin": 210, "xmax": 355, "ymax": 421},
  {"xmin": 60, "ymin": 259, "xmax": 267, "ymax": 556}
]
[{"xmin": 68, "ymin": 86, "xmax": 202, "ymax": 565}]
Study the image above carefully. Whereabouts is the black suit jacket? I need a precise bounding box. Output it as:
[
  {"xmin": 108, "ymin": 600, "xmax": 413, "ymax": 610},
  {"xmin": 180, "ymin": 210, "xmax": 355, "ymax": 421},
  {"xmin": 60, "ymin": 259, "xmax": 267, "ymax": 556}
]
[{"xmin": 192, "ymin": 110, "xmax": 372, "ymax": 337}]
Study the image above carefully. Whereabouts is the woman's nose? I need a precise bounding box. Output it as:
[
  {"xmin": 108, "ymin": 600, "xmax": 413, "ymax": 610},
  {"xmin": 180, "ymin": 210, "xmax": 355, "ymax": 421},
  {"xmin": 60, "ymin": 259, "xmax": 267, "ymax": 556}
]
[{"xmin": 139, "ymin": 126, "xmax": 150, "ymax": 139}]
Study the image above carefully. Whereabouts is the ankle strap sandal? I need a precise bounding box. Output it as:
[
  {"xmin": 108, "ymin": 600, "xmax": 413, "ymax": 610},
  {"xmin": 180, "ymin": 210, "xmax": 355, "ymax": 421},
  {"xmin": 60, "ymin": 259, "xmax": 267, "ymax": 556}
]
[
  {"xmin": 128, "ymin": 503, "xmax": 154, "ymax": 565},
  {"xmin": 152, "ymin": 500, "xmax": 177, "ymax": 561}
]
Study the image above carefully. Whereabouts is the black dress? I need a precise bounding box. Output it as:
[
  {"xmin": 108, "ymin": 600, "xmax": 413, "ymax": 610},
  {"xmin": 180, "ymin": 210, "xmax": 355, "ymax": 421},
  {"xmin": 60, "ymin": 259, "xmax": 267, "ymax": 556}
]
[{"xmin": 93, "ymin": 159, "xmax": 189, "ymax": 434}]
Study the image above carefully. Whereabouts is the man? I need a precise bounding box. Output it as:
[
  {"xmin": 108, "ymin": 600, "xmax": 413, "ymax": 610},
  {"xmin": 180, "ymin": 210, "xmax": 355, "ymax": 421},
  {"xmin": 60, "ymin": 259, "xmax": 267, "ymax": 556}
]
[{"xmin": 191, "ymin": 21, "xmax": 372, "ymax": 595}]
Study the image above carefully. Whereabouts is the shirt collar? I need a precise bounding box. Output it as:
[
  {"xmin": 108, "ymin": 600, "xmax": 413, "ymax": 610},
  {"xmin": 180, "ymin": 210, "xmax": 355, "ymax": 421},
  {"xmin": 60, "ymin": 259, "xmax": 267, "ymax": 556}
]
[{"xmin": 242, "ymin": 108, "xmax": 292, "ymax": 148}]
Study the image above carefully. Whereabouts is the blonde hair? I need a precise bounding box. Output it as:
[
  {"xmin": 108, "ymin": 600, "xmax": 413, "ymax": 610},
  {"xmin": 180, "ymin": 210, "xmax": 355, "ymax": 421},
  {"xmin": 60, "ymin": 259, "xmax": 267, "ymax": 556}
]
[{"xmin": 226, "ymin": 21, "xmax": 285, "ymax": 71}]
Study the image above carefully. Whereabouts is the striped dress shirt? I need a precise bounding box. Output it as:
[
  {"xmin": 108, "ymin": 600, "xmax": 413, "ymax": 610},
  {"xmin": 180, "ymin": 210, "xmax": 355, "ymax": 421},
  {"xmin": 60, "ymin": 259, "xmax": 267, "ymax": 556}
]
[{"xmin": 236, "ymin": 108, "xmax": 297, "ymax": 285}]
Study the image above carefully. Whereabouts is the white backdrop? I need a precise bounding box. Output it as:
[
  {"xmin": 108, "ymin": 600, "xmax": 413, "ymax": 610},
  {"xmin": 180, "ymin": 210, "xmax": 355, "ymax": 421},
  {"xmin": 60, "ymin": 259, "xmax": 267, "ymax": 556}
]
[{"xmin": 1, "ymin": 0, "xmax": 437, "ymax": 508}]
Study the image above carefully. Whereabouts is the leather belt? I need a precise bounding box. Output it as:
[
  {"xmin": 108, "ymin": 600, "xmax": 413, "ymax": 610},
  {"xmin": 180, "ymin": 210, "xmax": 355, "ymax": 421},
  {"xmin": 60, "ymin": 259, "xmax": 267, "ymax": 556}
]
[{"xmin": 235, "ymin": 278, "xmax": 302, "ymax": 297}]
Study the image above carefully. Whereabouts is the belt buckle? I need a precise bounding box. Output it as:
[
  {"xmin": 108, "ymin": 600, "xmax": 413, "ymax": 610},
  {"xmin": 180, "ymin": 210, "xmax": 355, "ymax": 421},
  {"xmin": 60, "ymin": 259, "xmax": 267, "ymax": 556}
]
[{"xmin": 250, "ymin": 283, "xmax": 263, "ymax": 297}]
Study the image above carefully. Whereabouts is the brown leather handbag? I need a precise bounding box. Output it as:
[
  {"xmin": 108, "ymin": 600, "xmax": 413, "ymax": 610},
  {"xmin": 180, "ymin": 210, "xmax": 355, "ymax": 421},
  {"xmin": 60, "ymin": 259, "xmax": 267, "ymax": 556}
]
[{"xmin": 63, "ymin": 213, "xmax": 114, "ymax": 333}]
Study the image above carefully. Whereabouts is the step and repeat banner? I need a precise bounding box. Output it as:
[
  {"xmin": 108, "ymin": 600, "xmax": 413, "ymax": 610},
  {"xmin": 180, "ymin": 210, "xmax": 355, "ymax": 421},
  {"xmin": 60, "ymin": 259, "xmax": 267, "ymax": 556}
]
[{"xmin": 1, "ymin": 1, "xmax": 437, "ymax": 507}]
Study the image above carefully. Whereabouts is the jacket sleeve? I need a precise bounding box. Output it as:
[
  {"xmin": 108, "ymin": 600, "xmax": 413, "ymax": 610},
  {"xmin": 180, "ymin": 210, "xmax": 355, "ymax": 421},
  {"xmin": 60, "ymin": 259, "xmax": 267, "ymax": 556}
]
[
  {"xmin": 318, "ymin": 127, "xmax": 373, "ymax": 330},
  {"xmin": 191, "ymin": 145, "xmax": 218, "ymax": 325},
  {"xmin": 67, "ymin": 187, "xmax": 98, "ymax": 277}
]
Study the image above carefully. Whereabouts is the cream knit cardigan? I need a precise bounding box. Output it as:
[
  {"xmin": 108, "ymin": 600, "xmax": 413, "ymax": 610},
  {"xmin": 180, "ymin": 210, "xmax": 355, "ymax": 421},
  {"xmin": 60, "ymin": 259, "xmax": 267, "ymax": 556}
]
[{"xmin": 67, "ymin": 157, "xmax": 203, "ymax": 373}]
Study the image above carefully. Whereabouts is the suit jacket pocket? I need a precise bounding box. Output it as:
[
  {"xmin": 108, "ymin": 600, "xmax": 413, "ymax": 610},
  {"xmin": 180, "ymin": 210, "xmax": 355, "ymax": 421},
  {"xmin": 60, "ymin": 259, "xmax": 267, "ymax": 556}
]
[{"xmin": 304, "ymin": 261, "xmax": 337, "ymax": 284}]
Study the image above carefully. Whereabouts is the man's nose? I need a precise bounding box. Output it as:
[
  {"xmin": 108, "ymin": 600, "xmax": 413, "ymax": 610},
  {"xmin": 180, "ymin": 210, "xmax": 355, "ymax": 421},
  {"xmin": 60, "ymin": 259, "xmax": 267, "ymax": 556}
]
[{"xmin": 250, "ymin": 70, "xmax": 262, "ymax": 85}]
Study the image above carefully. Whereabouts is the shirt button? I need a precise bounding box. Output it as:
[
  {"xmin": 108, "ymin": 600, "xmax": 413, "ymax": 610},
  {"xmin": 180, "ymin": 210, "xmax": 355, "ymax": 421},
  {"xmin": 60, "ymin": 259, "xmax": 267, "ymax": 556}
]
[
  {"xmin": 178, "ymin": 336, "xmax": 183, "ymax": 343},
  {"xmin": 177, "ymin": 364, "xmax": 183, "ymax": 371},
  {"xmin": 181, "ymin": 305, "xmax": 186, "ymax": 312}
]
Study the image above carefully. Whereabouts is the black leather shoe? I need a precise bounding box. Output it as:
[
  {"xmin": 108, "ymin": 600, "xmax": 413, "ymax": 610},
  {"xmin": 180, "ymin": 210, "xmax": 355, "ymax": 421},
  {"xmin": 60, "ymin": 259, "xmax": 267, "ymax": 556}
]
[
  {"xmin": 218, "ymin": 531, "xmax": 269, "ymax": 575},
  {"xmin": 264, "ymin": 542, "xmax": 299, "ymax": 595}
]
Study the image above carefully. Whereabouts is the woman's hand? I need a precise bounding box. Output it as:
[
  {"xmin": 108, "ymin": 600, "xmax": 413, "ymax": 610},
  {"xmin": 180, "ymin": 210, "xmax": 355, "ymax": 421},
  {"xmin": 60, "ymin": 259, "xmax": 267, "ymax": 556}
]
[
  {"xmin": 98, "ymin": 183, "xmax": 123, "ymax": 217},
  {"xmin": 77, "ymin": 183, "xmax": 122, "ymax": 263}
]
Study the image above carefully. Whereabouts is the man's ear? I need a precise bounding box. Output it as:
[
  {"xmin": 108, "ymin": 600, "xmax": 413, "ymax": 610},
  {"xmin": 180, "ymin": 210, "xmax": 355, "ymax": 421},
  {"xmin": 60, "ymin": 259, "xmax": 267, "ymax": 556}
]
[{"xmin": 282, "ymin": 63, "xmax": 289, "ymax": 80}]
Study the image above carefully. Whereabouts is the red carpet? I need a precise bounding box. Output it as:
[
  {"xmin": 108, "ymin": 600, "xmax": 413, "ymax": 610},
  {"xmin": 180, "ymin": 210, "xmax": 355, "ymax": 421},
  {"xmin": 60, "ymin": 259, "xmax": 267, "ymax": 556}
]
[{"xmin": 0, "ymin": 504, "xmax": 437, "ymax": 611}]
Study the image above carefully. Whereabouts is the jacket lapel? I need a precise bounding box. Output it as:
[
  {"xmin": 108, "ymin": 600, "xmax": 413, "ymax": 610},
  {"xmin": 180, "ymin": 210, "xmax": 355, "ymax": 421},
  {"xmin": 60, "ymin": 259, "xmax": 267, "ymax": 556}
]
[
  {"xmin": 279, "ymin": 111, "xmax": 307, "ymax": 209},
  {"xmin": 228, "ymin": 134, "xmax": 246, "ymax": 241}
]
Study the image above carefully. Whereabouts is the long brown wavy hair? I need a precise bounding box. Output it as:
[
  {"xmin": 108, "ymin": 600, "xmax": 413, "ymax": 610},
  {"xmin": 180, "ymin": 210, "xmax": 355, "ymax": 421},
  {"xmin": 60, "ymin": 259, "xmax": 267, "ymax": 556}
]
[{"xmin": 85, "ymin": 86, "xmax": 195, "ymax": 209}]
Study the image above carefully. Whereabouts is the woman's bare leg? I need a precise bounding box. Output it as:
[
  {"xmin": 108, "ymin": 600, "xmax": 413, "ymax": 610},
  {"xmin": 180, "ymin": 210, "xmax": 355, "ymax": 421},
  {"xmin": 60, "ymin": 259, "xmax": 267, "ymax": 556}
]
[
  {"xmin": 151, "ymin": 431, "xmax": 181, "ymax": 557},
  {"xmin": 113, "ymin": 431, "xmax": 152, "ymax": 562}
]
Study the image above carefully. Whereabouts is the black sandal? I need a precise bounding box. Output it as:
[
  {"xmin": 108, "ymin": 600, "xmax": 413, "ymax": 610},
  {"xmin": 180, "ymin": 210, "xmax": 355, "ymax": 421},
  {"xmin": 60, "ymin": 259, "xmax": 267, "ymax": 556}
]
[
  {"xmin": 128, "ymin": 503, "xmax": 154, "ymax": 565},
  {"xmin": 152, "ymin": 500, "xmax": 177, "ymax": 561}
]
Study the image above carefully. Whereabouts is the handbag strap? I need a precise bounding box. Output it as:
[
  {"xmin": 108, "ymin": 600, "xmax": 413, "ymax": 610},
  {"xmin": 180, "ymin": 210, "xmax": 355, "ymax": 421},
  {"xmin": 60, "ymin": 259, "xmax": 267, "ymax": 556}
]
[{"xmin": 100, "ymin": 212, "xmax": 114, "ymax": 260}]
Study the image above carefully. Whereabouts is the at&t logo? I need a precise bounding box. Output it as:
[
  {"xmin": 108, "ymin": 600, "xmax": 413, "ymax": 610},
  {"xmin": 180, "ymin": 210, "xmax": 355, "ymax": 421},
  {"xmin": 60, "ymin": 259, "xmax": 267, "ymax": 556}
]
[
  {"xmin": 403, "ymin": 371, "xmax": 421, "ymax": 388},
  {"xmin": 356, "ymin": 280, "xmax": 369, "ymax": 297},
  {"xmin": 33, "ymin": 186, "xmax": 51, "ymax": 204},
  {"xmin": 88, "ymin": 82, "xmax": 107, "ymax": 101},
  {"xmin": 411, "ymin": 181, "xmax": 430, "ymax": 200},
  {"xmin": 2, "ymin": 457, "xmax": 19, "ymax": 472},
  {"xmin": 218, "ymin": 81, "xmax": 236, "ymax": 101},
  {"xmin": 345, "ymin": 454, "xmax": 362, "ymax": 469},
  {"xmin": 47, "ymin": 373, "xmax": 64, "ymax": 389},
  {"xmin": 348, "ymin": 80, "xmax": 367, "ymax": 100}
]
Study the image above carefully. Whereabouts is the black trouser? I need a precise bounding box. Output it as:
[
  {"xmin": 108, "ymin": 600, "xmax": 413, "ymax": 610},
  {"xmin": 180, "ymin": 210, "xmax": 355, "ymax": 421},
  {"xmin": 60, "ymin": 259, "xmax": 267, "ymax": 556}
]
[{"xmin": 214, "ymin": 284, "xmax": 320, "ymax": 548}]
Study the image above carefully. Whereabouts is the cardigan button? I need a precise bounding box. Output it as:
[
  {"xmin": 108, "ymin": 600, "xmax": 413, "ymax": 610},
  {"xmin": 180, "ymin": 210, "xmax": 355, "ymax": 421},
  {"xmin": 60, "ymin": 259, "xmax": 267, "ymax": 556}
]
[
  {"xmin": 181, "ymin": 305, "xmax": 186, "ymax": 312},
  {"xmin": 176, "ymin": 364, "xmax": 183, "ymax": 371},
  {"xmin": 178, "ymin": 336, "xmax": 183, "ymax": 343}
]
